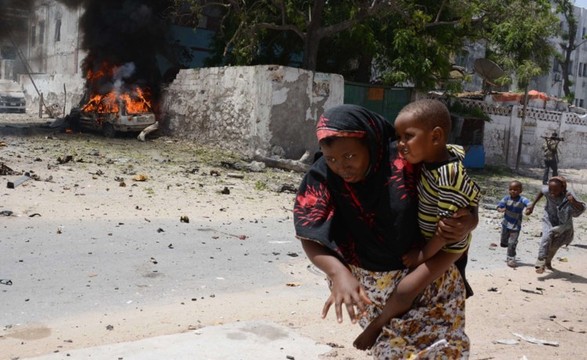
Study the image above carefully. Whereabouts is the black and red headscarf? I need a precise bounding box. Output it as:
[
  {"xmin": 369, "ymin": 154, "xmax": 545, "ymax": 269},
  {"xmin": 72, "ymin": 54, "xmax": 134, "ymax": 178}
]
[{"xmin": 293, "ymin": 104, "xmax": 421, "ymax": 271}]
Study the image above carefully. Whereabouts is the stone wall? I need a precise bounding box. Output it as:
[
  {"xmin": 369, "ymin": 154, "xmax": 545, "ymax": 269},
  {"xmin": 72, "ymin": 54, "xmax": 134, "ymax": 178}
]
[
  {"xmin": 463, "ymin": 98, "xmax": 587, "ymax": 168},
  {"xmin": 160, "ymin": 65, "xmax": 344, "ymax": 159},
  {"xmin": 20, "ymin": 73, "xmax": 85, "ymax": 115}
]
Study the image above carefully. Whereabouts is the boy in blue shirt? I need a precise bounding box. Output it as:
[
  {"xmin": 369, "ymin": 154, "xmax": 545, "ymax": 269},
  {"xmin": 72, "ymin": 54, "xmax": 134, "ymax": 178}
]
[{"xmin": 497, "ymin": 180, "xmax": 532, "ymax": 268}]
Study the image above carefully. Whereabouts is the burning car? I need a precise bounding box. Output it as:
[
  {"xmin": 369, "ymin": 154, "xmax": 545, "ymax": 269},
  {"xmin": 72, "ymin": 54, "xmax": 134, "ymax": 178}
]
[
  {"xmin": 0, "ymin": 79, "xmax": 26, "ymax": 113},
  {"xmin": 67, "ymin": 85, "xmax": 156, "ymax": 138}
]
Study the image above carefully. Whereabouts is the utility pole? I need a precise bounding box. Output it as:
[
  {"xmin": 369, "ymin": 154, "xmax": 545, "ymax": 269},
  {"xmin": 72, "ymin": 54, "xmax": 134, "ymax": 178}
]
[{"xmin": 515, "ymin": 85, "xmax": 529, "ymax": 170}]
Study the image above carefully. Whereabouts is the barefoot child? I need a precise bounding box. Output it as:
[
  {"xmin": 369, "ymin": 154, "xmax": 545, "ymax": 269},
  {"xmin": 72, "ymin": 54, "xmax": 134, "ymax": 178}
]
[
  {"xmin": 497, "ymin": 180, "xmax": 532, "ymax": 268},
  {"xmin": 353, "ymin": 99, "xmax": 480, "ymax": 351},
  {"xmin": 525, "ymin": 176, "xmax": 585, "ymax": 273}
]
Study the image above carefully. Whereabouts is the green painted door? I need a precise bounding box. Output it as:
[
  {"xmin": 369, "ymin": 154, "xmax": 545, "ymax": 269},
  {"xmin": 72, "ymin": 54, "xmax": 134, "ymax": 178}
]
[{"xmin": 344, "ymin": 82, "xmax": 412, "ymax": 124}]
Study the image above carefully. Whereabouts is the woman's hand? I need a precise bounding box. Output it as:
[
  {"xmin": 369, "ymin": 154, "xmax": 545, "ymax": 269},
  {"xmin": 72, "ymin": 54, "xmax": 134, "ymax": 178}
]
[
  {"xmin": 437, "ymin": 207, "xmax": 478, "ymax": 244},
  {"xmin": 322, "ymin": 269, "xmax": 372, "ymax": 323},
  {"xmin": 301, "ymin": 239, "xmax": 371, "ymax": 324}
]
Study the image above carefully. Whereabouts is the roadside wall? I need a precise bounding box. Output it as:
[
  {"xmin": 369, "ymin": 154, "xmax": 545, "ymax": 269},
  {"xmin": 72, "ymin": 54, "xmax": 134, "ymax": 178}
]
[
  {"xmin": 20, "ymin": 73, "xmax": 85, "ymax": 115},
  {"xmin": 160, "ymin": 65, "xmax": 344, "ymax": 159},
  {"xmin": 460, "ymin": 99, "xmax": 587, "ymax": 168}
]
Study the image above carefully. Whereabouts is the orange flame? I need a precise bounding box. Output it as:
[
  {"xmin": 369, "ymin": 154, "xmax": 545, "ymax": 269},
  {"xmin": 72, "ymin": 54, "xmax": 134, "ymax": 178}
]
[{"xmin": 82, "ymin": 63, "xmax": 152, "ymax": 114}]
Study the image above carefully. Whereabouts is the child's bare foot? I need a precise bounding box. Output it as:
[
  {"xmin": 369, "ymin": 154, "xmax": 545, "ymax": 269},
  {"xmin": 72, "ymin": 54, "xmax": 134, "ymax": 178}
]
[{"xmin": 353, "ymin": 327, "xmax": 379, "ymax": 350}]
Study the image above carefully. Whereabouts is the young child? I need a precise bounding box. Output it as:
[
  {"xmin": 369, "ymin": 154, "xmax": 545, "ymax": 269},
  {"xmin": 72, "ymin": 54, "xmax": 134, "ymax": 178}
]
[
  {"xmin": 497, "ymin": 180, "xmax": 532, "ymax": 268},
  {"xmin": 525, "ymin": 176, "xmax": 585, "ymax": 273},
  {"xmin": 353, "ymin": 98, "xmax": 480, "ymax": 350}
]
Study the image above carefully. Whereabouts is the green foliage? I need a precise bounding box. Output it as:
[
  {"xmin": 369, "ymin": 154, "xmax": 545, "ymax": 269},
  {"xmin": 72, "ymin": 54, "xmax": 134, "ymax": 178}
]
[
  {"xmin": 254, "ymin": 180, "xmax": 267, "ymax": 191},
  {"xmin": 168, "ymin": 0, "xmax": 560, "ymax": 93},
  {"xmin": 448, "ymin": 100, "xmax": 491, "ymax": 121},
  {"xmin": 485, "ymin": 0, "xmax": 559, "ymax": 86}
]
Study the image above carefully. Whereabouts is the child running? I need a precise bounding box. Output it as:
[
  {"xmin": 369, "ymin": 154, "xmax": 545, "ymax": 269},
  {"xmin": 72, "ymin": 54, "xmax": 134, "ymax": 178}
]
[
  {"xmin": 525, "ymin": 176, "xmax": 585, "ymax": 273},
  {"xmin": 353, "ymin": 98, "xmax": 480, "ymax": 351},
  {"xmin": 497, "ymin": 180, "xmax": 532, "ymax": 268}
]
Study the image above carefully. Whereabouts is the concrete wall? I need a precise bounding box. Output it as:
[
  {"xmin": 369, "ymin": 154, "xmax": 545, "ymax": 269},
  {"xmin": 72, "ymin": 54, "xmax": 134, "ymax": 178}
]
[
  {"xmin": 20, "ymin": 73, "xmax": 85, "ymax": 115},
  {"xmin": 473, "ymin": 100, "xmax": 587, "ymax": 168},
  {"xmin": 160, "ymin": 65, "xmax": 344, "ymax": 159}
]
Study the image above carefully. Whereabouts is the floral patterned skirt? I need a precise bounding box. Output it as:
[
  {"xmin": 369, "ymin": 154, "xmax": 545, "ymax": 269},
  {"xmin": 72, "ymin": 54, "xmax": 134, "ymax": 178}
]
[{"xmin": 350, "ymin": 264, "xmax": 469, "ymax": 360}]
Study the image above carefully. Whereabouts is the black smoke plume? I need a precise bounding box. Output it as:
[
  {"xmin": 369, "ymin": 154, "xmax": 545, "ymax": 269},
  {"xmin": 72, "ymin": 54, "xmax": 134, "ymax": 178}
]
[
  {"xmin": 77, "ymin": 0, "xmax": 172, "ymax": 109},
  {"xmin": 2, "ymin": 0, "xmax": 175, "ymax": 110}
]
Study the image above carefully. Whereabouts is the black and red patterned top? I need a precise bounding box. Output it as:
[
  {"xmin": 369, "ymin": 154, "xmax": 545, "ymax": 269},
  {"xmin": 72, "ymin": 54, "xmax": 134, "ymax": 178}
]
[{"xmin": 293, "ymin": 104, "xmax": 421, "ymax": 271}]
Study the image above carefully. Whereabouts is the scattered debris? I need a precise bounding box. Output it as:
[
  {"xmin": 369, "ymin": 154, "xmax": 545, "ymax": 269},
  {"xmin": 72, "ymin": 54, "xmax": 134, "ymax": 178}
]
[
  {"xmin": 278, "ymin": 184, "xmax": 297, "ymax": 193},
  {"xmin": 481, "ymin": 203, "xmax": 497, "ymax": 210},
  {"xmin": 226, "ymin": 173, "xmax": 244, "ymax": 179},
  {"xmin": 512, "ymin": 332, "xmax": 559, "ymax": 347},
  {"xmin": 493, "ymin": 339, "xmax": 518, "ymax": 345},
  {"xmin": 137, "ymin": 121, "xmax": 159, "ymax": 142},
  {"xmin": 45, "ymin": 103, "xmax": 63, "ymax": 118},
  {"xmin": 0, "ymin": 163, "xmax": 14, "ymax": 175},
  {"xmin": 252, "ymin": 150, "xmax": 310, "ymax": 173},
  {"xmin": 57, "ymin": 155, "xmax": 74, "ymax": 164},
  {"xmin": 520, "ymin": 287, "xmax": 544, "ymax": 295},
  {"xmin": 220, "ymin": 161, "xmax": 242, "ymax": 170},
  {"xmin": 7, "ymin": 172, "xmax": 31, "ymax": 189},
  {"xmin": 549, "ymin": 316, "xmax": 587, "ymax": 333}
]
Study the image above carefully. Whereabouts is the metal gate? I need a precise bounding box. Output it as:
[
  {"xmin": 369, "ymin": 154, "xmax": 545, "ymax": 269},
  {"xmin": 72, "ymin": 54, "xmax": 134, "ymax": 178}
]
[{"xmin": 344, "ymin": 81, "xmax": 412, "ymax": 124}]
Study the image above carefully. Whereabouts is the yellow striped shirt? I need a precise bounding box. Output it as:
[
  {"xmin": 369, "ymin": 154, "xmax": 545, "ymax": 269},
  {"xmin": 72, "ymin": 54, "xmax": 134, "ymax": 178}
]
[{"xmin": 417, "ymin": 145, "xmax": 481, "ymax": 253}]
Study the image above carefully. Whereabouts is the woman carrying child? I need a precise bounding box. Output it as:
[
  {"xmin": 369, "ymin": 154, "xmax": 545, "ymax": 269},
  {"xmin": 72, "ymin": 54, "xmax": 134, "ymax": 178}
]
[{"xmin": 293, "ymin": 104, "xmax": 478, "ymax": 359}]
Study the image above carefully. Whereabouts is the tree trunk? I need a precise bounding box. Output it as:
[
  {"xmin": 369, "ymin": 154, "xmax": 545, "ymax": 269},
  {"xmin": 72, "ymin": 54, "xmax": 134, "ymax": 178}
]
[
  {"xmin": 301, "ymin": 0, "xmax": 326, "ymax": 71},
  {"xmin": 302, "ymin": 36, "xmax": 320, "ymax": 71}
]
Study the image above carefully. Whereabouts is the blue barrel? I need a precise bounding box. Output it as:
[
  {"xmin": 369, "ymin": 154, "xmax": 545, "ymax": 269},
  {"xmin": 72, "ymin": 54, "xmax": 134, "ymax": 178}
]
[{"xmin": 463, "ymin": 145, "xmax": 485, "ymax": 169}]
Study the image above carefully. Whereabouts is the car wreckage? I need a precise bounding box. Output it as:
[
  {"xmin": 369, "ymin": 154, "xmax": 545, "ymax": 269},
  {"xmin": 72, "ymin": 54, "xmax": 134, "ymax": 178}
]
[{"xmin": 66, "ymin": 89, "xmax": 156, "ymax": 137}]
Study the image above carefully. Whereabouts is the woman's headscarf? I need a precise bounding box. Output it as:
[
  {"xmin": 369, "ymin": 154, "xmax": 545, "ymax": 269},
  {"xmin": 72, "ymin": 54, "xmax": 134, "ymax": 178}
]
[
  {"xmin": 293, "ymin": 104, "xmax": 421, "ymax": 271},
  {"xmin": 315, "ymin": 105, "xmax": 389, "ymax": 175}
]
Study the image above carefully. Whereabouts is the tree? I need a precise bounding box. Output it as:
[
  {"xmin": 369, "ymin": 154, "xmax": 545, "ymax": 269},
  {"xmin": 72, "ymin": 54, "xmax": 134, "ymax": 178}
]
[
  {"xmin": 169, "ymin": 1, "xmax": 559, "ymax": 91},
  {"xmin": 553, "ymin": 0, "xmax": 586, "ymax": 102},
  {"xmin": 484, "ymin": 0, "xmax": 558, "ymax": 89},
  {"xmin": 481, "ymin": 0, "xmax": 559, "ymax": 170}
]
